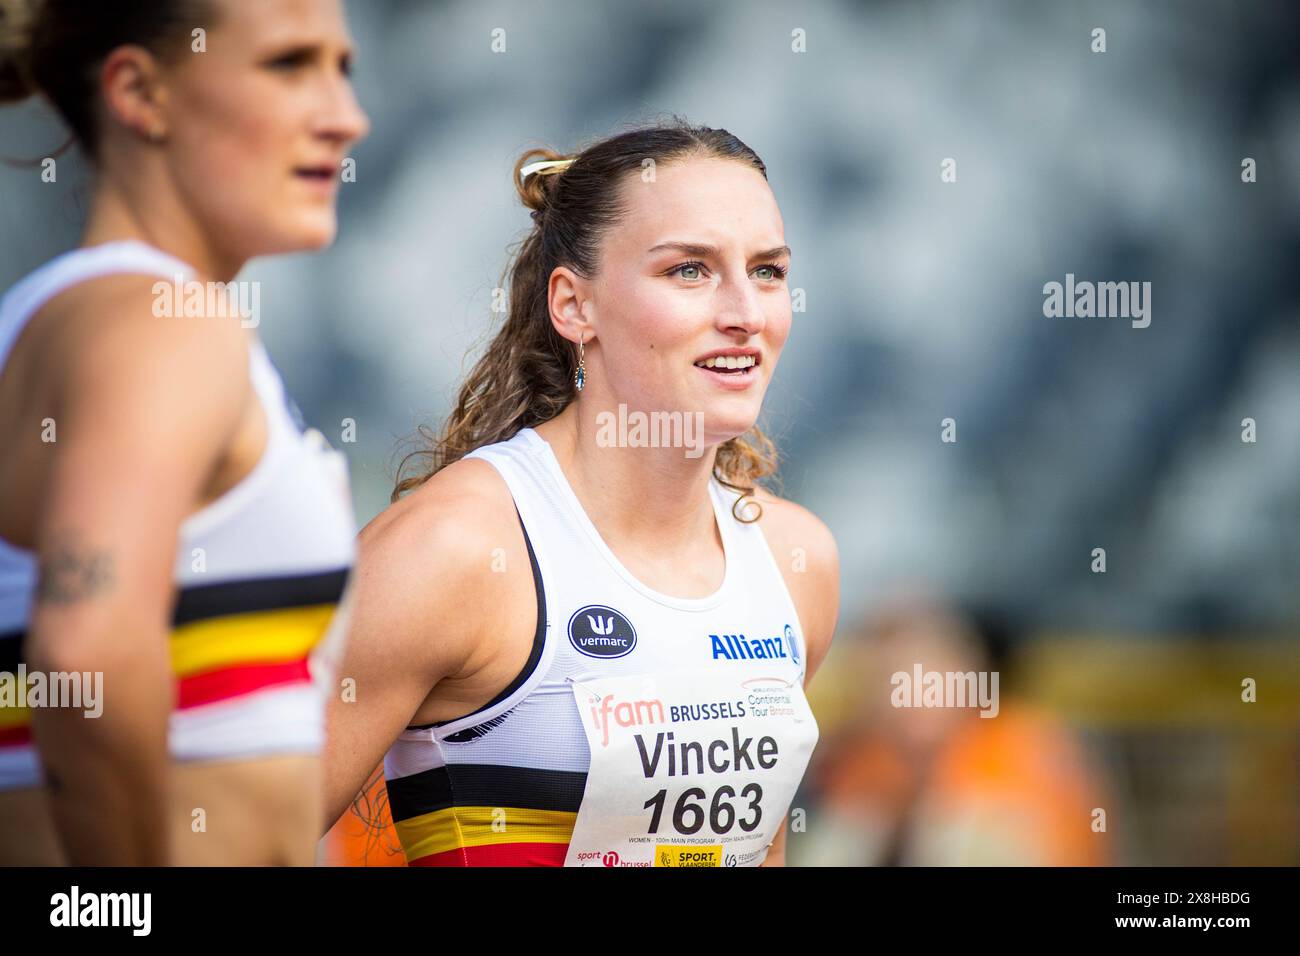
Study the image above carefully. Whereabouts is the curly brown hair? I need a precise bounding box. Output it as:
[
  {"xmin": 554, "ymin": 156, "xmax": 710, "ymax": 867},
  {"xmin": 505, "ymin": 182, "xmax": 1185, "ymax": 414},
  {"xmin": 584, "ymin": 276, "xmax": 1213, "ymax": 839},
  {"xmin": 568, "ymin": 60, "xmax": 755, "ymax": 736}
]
[{"xmin": 392, "ymin": 117, "xmax": 783, "ymax": 521}]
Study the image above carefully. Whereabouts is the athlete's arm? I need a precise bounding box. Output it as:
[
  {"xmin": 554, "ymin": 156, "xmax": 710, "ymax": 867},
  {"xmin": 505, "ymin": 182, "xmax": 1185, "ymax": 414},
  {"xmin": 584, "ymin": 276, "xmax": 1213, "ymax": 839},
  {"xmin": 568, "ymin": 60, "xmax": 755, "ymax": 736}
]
[
  {"xmin": 750, "ymin": 487, "xmax": 840, "ymax": 867},
  {"xmin": 26, "ymin": 276, "xmax": 250, "ymax": 864},
  {"xmin": 748, "ymin": 487, "xmax": 840, "ymax": 684},
  {"xmin": 321, "ymin": 469, "xmax": 498, "ymax": 832}
]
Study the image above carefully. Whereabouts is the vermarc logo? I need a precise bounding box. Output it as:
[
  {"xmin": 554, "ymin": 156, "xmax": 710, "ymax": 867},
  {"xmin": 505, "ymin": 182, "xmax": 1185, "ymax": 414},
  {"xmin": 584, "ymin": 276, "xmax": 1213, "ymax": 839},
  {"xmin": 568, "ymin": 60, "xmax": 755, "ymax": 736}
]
[{"xmin": 568, "ymin": 605, "xmax": 637, "ymax": 659}]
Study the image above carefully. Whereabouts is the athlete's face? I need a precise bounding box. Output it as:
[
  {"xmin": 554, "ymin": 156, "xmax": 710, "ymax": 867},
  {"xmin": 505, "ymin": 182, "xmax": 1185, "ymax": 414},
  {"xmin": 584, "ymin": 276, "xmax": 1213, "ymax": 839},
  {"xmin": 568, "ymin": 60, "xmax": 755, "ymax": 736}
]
[
  {"xmin": 157, "ymin": 0, "xmax": 369, "ymax": 256},
  {"xmin": 588, "ymin": 157, "xmax": 793, "ymax": 447}
]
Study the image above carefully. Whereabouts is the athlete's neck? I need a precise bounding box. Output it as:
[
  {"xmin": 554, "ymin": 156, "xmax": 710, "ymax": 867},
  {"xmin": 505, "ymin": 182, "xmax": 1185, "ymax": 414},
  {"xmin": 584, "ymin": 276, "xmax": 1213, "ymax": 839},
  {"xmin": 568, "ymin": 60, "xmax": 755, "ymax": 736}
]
[
  {"xmin": 80, "ymin": 169, "xmax": 245, "ymax": 282},
  {"xmin": 534, "ymin": 403, "xmax": 725, "ymax": 586}
]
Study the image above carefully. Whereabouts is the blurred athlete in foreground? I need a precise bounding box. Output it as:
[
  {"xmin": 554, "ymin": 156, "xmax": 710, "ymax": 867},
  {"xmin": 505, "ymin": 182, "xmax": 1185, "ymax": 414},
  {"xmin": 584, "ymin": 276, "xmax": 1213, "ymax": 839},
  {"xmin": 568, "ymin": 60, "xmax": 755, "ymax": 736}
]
[{"xmin": 0, "ymin": 0, "xmax": 368, "ymax": 864}]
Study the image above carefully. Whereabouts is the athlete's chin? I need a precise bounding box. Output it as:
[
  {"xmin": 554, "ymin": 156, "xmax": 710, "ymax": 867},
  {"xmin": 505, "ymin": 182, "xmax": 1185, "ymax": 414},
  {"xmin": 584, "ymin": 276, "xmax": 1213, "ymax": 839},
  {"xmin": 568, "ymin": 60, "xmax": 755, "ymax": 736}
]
[
  {"xmin": 702, "ymin": 407, "xmax": 763, "ymax": 445},
  {"xmin": 288, "ymin": 213, "xmax": 339, "ymax": 250},
  {"xmin": 250, "ymin": 220, "xmax": 338, "ymax": 258},
  {"xmin": 700, "ymin": 391, "xmax": 765, "ymax": 431}
]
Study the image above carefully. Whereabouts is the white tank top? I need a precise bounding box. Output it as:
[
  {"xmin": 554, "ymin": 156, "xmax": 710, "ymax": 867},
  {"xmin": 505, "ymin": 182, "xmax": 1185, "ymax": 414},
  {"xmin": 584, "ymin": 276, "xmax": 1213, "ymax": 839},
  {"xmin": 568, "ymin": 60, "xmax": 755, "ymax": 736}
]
[
  {"xmin": 0, "ymin": 240, "xmax": 356, "ymax": 791},
  {"xmin": 382, "ymin": 426, "xmax": 816, "ymax": 866}
]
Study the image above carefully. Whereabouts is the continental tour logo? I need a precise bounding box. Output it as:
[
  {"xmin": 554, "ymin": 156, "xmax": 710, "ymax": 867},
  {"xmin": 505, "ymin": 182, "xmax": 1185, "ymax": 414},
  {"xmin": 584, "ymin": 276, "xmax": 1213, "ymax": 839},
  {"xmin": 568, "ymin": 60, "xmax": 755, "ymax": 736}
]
[{"xmin": 568, "ymin": 605, "xmax": 637, "ymax": 659}]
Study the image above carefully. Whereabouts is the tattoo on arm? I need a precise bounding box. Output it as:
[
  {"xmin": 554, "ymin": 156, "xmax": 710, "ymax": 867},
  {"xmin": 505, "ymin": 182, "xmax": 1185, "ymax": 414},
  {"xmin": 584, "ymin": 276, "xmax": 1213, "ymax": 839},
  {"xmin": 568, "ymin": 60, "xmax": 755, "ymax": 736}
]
[{"xmin": 36, "ymin": 537, "xmax": 115, "ymax": 605}]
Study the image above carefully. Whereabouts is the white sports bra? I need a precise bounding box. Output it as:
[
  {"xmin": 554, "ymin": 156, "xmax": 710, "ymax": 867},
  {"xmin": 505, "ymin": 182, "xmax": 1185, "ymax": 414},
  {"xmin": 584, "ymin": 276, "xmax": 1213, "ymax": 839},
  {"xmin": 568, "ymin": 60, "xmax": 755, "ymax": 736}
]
[{"xmin": 0, "ymin": 240, "xmax": 356, "ymax": 790}]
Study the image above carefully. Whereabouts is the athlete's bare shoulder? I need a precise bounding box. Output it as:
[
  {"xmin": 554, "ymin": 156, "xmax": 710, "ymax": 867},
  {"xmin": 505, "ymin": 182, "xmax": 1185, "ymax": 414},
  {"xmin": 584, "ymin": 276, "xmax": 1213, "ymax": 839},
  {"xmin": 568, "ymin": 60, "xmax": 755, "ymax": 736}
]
[
  {"xmin": 30, "ymin": 272, "xmax": 252, "ymax": 418},
  {"xmin": 354, "ymin": 452, "xmax": 532, "ymax": 681},
  {"xmin": 362, "ymin": 454, "xmax": 521, "ymax": 570},
  {"xmin": 749, "ymin": 485, "xmax": 837, "ymax": 569},
  {"xmin": 748, "ymin": 484, "xmax": 839, "ymax": 683}
]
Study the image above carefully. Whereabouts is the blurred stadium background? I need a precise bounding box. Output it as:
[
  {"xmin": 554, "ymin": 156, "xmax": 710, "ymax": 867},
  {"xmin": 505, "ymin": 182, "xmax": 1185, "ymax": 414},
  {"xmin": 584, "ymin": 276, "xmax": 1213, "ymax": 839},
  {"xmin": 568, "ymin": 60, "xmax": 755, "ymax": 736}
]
[{"xmin": 2, "ymin": 0, "xmax": 1297, "ymax": 865}]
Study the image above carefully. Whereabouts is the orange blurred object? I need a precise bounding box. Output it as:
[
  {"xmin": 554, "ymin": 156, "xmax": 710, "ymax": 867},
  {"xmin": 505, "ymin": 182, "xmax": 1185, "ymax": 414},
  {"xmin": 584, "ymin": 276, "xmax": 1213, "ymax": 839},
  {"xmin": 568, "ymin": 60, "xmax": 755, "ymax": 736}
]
[
  {"xmin": 818, "ymin": 701, "xmax": 1114, "ymax": 866},
  {"xmin": 319, "ymin": 767, "xmax": 407, "ymax": 867}
]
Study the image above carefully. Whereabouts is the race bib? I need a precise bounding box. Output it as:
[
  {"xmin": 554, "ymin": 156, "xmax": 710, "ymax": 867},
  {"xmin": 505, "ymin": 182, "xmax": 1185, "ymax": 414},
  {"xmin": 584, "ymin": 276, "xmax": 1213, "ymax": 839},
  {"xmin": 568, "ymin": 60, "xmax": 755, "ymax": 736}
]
[{"xmin": 564, "ymin": 666, "xmax": 818, "ymax": 867}]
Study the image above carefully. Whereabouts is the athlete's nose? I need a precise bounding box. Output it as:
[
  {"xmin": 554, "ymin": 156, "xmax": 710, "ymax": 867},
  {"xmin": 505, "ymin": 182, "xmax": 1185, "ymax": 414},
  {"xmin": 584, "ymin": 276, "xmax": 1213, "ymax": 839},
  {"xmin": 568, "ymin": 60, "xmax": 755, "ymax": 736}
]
[
  {"xmin": 314, "ymin": 75, "xmax": 371, "ymax": 146},
  {"xmin": 715, "ymin": 269, "xmax": 766, "ymax": 337}
]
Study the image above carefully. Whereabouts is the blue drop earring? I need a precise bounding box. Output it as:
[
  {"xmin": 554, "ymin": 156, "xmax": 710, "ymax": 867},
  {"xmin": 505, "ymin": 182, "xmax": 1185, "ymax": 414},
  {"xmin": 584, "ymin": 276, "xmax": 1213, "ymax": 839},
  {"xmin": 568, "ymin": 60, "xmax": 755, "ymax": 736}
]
[{"xmin": 575, "ymin": 337, "xmax": 586, "ymax": 392}]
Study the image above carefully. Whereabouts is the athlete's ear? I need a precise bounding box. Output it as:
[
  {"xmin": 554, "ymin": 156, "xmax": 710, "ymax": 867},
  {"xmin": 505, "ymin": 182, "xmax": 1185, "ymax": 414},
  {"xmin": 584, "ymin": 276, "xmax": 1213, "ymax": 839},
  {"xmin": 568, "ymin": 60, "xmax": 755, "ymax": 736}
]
[
  {"xmin": 99, "ymin": 44, "xmax": 171, "ymax": 142},
  {"xmin": 548, "ymin": 265, "xmax": 595, "ymax": 346}
]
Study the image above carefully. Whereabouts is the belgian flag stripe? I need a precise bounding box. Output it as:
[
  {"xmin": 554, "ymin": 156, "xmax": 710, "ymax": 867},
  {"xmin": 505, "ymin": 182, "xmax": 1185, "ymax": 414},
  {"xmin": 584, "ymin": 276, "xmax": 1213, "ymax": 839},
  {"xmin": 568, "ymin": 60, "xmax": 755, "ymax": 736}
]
[
  {"xmin": 176, "ymin": 658, "xmax": 312, "ymax": 709},
  {"xmin": 410, "ymin": 841, "xmax": 570, "ymax": 867},
  {"xmin": 385, "ymin": 763, "xmax": 588, "ymax": 822},
  {"xmin": 0, "ymin": 566, "xmax": 350, "ymax": 665},
  {"xmin": 171, "ymin": 568, "xmax": 349, "ymax": 624},
  {"xmin": 0, "ymin": 724, "xmax": 30, "ymax": 748},
  {"xmin": 0, "ymin": 602, "xmax": 338, "ymax": 734},
  {"xmin": 394, "ymin": 805, "xmax": 576, "ymax": 865},
  {"xmin": 169, "ymin": 604, "xmax": 335, "ymax": 677}
]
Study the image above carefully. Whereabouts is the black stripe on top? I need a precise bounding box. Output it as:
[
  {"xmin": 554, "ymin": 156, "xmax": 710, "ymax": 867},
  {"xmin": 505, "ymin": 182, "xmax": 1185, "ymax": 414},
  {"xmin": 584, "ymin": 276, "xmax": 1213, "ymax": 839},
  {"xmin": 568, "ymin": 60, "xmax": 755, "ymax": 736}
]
[
  {"xmin": 385, "ymin": 763, "xmax": 587, "ymax": 823},
  {"xmin": 170, "ymin": 566, "xmax": 350, "ymax": 625},
  {"xmin": 0, "ymin": 566, "xmax": 351, "ymax": 669},
  {"xmin": 407, "ymin": 505, "xmax": 546, "ymax": 736},
  {"xmin": 0, "ymin": 631, "xmax": 19, "ymax": 674}
]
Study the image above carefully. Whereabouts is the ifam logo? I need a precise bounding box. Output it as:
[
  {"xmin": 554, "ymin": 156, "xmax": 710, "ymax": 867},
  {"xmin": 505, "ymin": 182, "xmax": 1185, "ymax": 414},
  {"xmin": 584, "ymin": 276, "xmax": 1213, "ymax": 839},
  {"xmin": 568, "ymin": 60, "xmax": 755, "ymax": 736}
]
[{"xmin": 585, "ymin": 691, "xmax": 665, "ymax": 747}]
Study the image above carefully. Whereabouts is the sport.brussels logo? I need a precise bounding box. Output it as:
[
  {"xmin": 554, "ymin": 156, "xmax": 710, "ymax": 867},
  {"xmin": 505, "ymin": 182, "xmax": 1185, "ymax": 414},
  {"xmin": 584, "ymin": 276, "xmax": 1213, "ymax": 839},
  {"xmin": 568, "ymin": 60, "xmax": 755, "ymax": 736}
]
[{"xmin": 568, "ymin": 605, "xmax": 637, "ymax": 659}]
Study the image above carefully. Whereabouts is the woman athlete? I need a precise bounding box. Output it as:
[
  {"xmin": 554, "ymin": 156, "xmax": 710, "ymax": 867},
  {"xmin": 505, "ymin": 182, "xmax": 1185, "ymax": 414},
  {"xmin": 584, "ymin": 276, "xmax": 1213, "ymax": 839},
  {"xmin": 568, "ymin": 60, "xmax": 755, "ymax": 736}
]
[
  {"xmin": 0, "ymin": 0, "xmax": 368, "ymax": 864},
  {"xmin": 325, "ymin": 121, "xmax": 839, "ymax": 867}
]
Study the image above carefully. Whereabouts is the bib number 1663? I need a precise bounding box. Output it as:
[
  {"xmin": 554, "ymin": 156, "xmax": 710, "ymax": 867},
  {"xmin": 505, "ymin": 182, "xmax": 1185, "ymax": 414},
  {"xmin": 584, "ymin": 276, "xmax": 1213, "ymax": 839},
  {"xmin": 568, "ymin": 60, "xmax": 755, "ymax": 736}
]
[{"xmin": 643, "ymin": 784, "xmax": 763, "ymax": 835}]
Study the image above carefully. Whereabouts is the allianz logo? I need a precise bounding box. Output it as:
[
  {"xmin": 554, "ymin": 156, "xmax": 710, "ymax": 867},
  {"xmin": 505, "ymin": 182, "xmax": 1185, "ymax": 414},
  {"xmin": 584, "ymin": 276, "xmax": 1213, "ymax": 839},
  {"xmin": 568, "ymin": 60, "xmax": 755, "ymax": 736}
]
[{"xmin": 710, "ymin": 628, "xmax": 797, "ymax": 662}]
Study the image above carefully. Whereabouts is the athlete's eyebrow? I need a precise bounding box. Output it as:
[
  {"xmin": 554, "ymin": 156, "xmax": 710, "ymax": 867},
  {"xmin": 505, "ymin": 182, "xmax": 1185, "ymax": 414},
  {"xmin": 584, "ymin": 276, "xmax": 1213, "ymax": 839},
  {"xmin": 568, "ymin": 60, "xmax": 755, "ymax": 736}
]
[
  {"xmin": 257, "ymin": 37, "xmax": 357, "ymax": 65},
  {"xmin": 647, "ymin": 241, "xmax": 791, "ymax": 261}
]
